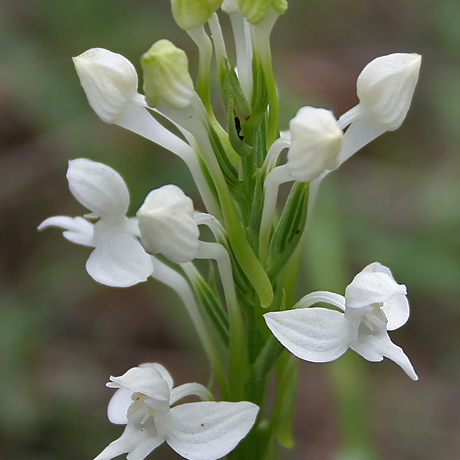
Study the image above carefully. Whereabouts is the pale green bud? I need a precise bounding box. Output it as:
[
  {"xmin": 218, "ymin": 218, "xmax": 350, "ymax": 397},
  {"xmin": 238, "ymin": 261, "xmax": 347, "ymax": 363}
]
[
  {"xmin": 171, "ymin": 0, "xmax": 223, "ymax": 30},
  {"xmin": 239, "ymin": 0, "xmax": 288, "ymax": 24},
  {"xmin": 357, "ymin": 53, "xmax": 421, "ymax": 131},
  {"xmin": 141, "ymin": 40, "xmax": 194, "ymax": 109}
]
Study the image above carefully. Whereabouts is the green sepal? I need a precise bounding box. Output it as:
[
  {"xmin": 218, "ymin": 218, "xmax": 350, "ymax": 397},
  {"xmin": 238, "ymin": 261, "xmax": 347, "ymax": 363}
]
[
  {"xmin": 219, "ymin": 63, "xmax": 255, "ymax": 158},
  {"xmin": 187, "ymin": 268, "xmax": 230, "ymax": 347},
  {"xmin": 268, "ymin": 182, "xmax": 309, "ymax": 277},
  {"xmin": 246, "ymin": 168, "xmax": 264, "ymax": 250},
  {"xmin": 207, "ymin": 124, "xmax": 242, "ymax": 192},
  {"xmin": 221, "ymin": 62, "xmax": 251, "ymax": 120},
  {"xmin": 251, "ymin": 56, "xmax": 269, "ymax": 123}
]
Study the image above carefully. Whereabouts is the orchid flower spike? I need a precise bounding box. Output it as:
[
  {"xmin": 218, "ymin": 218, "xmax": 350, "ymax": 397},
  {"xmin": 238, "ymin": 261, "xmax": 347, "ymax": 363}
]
[
  {"xmin": 136, "ymin": 184, "xmax": 200, "ymax": 264},
  {"xmin": 38, "ymin": 159, "xmax": 153, "ymax": 287},
  {"xmin": 264, "ymin": 262, "xmax": 418, "ymax": 380},
  {"xmin": 94, "ymin": 363, "xmax": 259, "ymax": 460}
]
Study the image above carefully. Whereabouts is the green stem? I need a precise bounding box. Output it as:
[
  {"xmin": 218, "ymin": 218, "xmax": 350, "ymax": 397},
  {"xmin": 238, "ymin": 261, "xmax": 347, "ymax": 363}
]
[
  {"xmin": 151, "ymin": 258, "xmax": 229, "ymax": 398},
  {"xmin": 197, "ymin": 242, "xmax": 249, "ymax": 400}
]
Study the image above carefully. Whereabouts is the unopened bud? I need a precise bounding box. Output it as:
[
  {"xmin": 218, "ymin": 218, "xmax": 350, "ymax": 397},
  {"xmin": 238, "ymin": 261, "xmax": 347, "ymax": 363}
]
[
  {"xmin": 73, "ymin": 48, "xmax": 140, "ymax": 123},
  {"xmin": 286, "ymin": 107, "xmax": 343, "ymax": 182},
  {"xmin": 239, "ymin": 0, "xmax": 287, "ymax": 24},
  {"xmin": 357, "ymin": 53, "xmax": 421, "ymax": 131},
  {"xmin": 137, "ymin": 185, "xmax": 200, "ymax": 263},
  {"xmin": 141, "ymin": 40, "xmax": 194, "ymax": 109},
  {"xmin": 171, "ymin": 0, "xmax": 222, "ymax": 29}
]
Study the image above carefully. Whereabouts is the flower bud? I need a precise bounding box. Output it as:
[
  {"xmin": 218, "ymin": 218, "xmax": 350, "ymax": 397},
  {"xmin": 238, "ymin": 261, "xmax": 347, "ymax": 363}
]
[
  {"xmin": 239, "ymin": 0, "xmax": 287, "ymax": 24},
  {"xmin": 73, "ymin": 48, "xmax": 140, "ymax": 123},
  {"xmin": 141, "ymin": 40, "xmax": 195, "ymax": 109},
  {"xmin": 357, "ymin": 53, "xmax": 421, "ymax": 131},
  {"xmin": 286, "ymin": 106, "xmax": 343, "ymax": 182},
  {"xmin": 137, "ymin": 185, "xmax": 200, "ymax": 263},
  {"xmin": 171, "ymin": 0, "xmax": 222, "ymax": 30}
]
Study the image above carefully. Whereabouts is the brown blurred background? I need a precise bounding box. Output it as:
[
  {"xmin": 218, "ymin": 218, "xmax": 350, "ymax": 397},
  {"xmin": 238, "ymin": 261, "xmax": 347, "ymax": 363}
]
[{"xmin": 1, "ymin": 1, "xmax": 459, "ymax": 459}]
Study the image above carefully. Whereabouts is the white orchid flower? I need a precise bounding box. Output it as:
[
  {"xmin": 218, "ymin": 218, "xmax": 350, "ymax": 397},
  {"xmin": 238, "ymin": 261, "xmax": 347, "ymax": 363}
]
[
  {"xmin": 38, "ymin": 158, "xmax": 153, "ymax": 287},
  {"xmin": 94, "ymin": 363, "xmax": 259, "ymax": 460},
  {"xmin": 264, "ymin": 262, "xmax": 418, "ymax": 380},
  {"xmin": 136, "ymin": 184, "xmax": 200, "ymax": 264}
]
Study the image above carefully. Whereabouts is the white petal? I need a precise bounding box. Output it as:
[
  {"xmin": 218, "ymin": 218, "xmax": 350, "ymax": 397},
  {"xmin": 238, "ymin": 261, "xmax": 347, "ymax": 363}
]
[
  {"xmin": 94, "ymin": 410, "xmax": 165, "ymax": 460},
  {"xmin": 345, "ymin": 271, "xmax": 406, "ymax": 313},
  {"xmin": 107, "ymin": 387, "xmax": 132, "ymax": 425},
  {"xmin": 167, "ymin": 401, "xmax": 258, "ymax": 460},
  {"xmin": 38, "ymin": 215, "xmax": 94, "ymax": 247},
  {"xmin": 359, "ymin": 263, "xmax": 410, "ymax": 330},
  {"xmin": 381, "ymin": 295, "xmax": 410, "ymax": 331},
  {"xmin": 264, "ymin": 308, "xmax": 349, "ymax": 363},
  {"xmin": 86, "ymin": 220, "xmax": 153, "ymax": 287},
  {"xmin": 139, "ymin": 362, "xmax": 174, "ymax": 390},
  {"xmin": 67, "ymin": 158, "xmax": 130, "ymax": 219},
  {"xmin": 350, "ymin": 321, "xmax": 418, "ymax": 380},
  {"xmin": 107, "ymin": 367, "xmax": 170, "ymax": 402}
]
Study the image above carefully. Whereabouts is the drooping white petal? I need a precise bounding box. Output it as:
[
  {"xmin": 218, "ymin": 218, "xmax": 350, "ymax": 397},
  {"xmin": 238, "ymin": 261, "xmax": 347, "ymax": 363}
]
[
  {"xmin": 264, "ymin": 308, "xmax": 349, "ymax": 362},
  {"xmin": 86, "ymin": 220, "xmax": 153, "ymax": 287},
  {"xmin": 67, "ymin": 158, "xmax": 130, "ymax": 219},
  {"xmin": 350, "ymin": 317, "xmax": 418, "ymax": 380},
  {"xmin": 94, "ymin": 408, "xmax": 165, "ymax": 460},
  {"xmin": 37, "ymin": 215, "xmax": 94, "ymax": 247},
  {"xmin": 73, "ymin": 48, "xmax": 140, "ymax": 124},
  {"xmin": 167, "ymin": 401, "xmax": 258, "ymax": 460}
]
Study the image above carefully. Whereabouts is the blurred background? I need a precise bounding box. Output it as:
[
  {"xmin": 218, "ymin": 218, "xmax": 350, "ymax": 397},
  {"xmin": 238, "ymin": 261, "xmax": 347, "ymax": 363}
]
[{"xmin": 1, "ymin": 0, "xmax": 459, "ymax": 459}]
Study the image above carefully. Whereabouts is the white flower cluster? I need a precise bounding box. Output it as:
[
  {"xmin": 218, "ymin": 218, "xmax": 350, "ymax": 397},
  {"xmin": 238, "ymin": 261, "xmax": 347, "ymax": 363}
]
[{"xmin": 38, "ymin": 1, "xmax": 422, "ymax": 458}]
